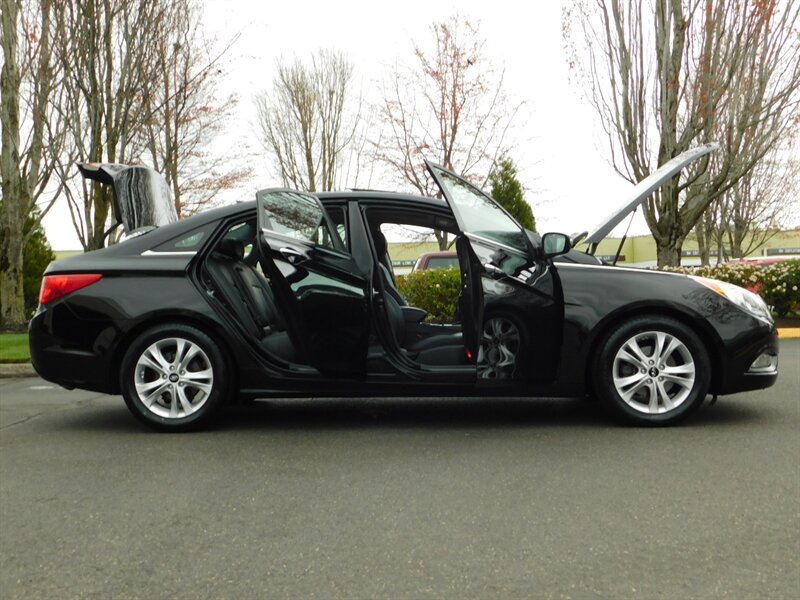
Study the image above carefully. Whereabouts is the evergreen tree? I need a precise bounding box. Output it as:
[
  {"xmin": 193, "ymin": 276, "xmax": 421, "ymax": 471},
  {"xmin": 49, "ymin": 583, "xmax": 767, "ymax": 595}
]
[
  {"xmin": 488, "ymin": 155, "xmax": 536, "ymax": 231},
  {"xmin": 0, "ymin": 203, "xmax": 55, "ymax": 322}
]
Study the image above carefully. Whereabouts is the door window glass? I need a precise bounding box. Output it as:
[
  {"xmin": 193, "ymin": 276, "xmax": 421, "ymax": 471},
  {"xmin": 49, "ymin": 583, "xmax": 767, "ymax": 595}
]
[
  {"xmin": 435, "ymin": 170, "xmax": 528, "ymax": 254},
  {"xmin": 259, "ymin": 190, "xmax": 343, "ymax": 251},
  {"xmin": 325, "ymin": 206, "xmax": 348, "ymax": 251}
]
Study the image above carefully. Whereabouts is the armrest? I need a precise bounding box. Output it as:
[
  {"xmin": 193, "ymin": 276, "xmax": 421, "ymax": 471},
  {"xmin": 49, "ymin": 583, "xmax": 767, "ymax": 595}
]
[{"xmin": 401, "ymin": 306, "xmax": 427, "ymax": 323}]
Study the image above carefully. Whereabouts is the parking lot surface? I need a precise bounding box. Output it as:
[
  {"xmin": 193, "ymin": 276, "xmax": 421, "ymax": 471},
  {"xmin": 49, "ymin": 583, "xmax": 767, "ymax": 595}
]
[{"xmin": 1, "ymin": 341, "xmax": 798, "ymax": 599}]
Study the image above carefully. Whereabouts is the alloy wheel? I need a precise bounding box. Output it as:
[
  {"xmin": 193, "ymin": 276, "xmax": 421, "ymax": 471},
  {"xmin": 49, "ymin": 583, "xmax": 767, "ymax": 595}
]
[
  {"xmin": 477, "ymin": 316, "xmax": 521, "ymax": 379},
  {"xmin": 133, "ymin": 337, "xmax": 214, "ymax": 419},
  {"xmin": 612, "ymin": 330, "xmax": 696, "ymax": 414}
]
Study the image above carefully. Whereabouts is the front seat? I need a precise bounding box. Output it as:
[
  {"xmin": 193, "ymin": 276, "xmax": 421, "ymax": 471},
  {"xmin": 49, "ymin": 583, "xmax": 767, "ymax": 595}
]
[
  {"xmin": 378, "ymin": 270, "xmax": 466, "ymax": 366},
  {"xmin": 372, "ymin": 229, "xmax": 407, "ymax": 306}
]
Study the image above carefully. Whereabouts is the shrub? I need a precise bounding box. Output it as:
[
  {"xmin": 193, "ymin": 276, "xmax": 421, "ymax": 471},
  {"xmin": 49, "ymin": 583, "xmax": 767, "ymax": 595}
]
[
  {"xmin": 658, "ymin": 260, "xmax": 800, "ymax": 317},
  {"xmin": 396, "ymin": 267, "xmax": 461, "ymax": 323},
  {"xmin": 758, "ymin": 261, "xmax": 800, "ymax": 316}
]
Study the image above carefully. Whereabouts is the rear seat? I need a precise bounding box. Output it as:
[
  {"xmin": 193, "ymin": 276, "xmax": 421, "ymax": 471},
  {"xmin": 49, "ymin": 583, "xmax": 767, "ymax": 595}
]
[{"xmin": 206, "ymin": 239, "xmax": 298, "ymax": 361}]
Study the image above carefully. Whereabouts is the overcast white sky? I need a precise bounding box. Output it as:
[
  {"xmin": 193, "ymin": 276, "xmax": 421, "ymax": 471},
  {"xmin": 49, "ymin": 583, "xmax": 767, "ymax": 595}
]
[{"xmin": 44, "ymin": 0, "xmax": 645, "ymax": 249}]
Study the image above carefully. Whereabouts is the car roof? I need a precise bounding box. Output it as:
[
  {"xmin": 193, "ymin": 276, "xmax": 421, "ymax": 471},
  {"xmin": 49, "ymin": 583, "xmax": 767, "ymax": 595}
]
[
  {"xmin": 114, "ymin": 190, "xmax": 450, "ymax": 254},
  {"xmin": 316, "ymin": 190, "xmax": 447, "ymax": 208},
  {"xmin": 190, "ymin": 190, "xmax": 447, "ymax": 222}
]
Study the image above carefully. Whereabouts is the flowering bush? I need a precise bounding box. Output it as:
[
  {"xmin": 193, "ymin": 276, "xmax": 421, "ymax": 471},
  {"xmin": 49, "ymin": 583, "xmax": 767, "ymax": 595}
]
[
  {"xmin": 758, "ymin": 261, "xmax": 800, "ymax": 316},
  {"xmin": 396, "ymin": 267, "xmax": 462, "ymax": 323},
  {"xmin": 659, "ymin": 260, "xmax": 800, "ymax": 316}
]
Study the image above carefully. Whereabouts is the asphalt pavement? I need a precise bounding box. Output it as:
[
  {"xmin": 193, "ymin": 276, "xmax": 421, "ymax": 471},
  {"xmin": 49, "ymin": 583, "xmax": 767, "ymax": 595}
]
[{"xmin": 1, "ymin": 341, "xmax": 798, "ymax": 599}]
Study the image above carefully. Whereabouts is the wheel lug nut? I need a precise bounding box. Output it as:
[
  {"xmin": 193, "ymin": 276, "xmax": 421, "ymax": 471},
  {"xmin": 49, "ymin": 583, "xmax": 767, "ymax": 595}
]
[
  {"xmin": 178, "ymin": 382, "xmax": 184, "ymax": 387},
  {"xmin": 659, "ymin": 377, "xmax": 663, "ymax": 381},
  {"xmin": 169, "ymin": 366, "xmax": 174, "ymax": 371},
  {"xmin": 640, "ymin": 369, "xmax": 646, "ymax": 373},
  {"xmin": 660, "ymin": 365, "xmax": 664, "ymax": 369},
  {"xmin": 647, "ymin": 378, "xmax": 652, "ymax": 383},
  {"xmin": 180, "ymin": 370, "xmax": 185, "ymax": 375},
  {"xmin": 162, "ymin": 374, "xmax": 166, "ymax": 379},
  {"xmin": 649, "ymin": 360, "xmax": 654, "ymax": 365}
]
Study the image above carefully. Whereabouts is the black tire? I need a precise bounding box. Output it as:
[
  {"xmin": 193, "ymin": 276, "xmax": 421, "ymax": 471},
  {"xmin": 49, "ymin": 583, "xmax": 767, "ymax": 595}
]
[
  {"xmin": 119, "ymin": 324, "xmax": 230, "ymax": 431},
  {"xmin": 593, "ymin": 315, "xmax": 710, "ymax": 426}
]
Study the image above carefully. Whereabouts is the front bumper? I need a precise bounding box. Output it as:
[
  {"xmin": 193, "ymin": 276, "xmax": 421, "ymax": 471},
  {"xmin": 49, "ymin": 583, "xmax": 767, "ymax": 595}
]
[{"xmin": 712, "ymin": 321, "xmax": 779, "ymax": 395}]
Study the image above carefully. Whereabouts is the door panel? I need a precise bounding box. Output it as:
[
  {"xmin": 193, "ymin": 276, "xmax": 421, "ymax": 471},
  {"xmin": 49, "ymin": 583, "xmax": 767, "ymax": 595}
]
[
  {"xmin": 467, "ymin": 236, "xmax": 563, "ymax": 383},
  {"xmin": 455, "ymin": 235, "xmax": 483, "ymax": 361},
  {"xmin": 424, "ymin": 162, "xmax": 563, "ymax": 383},
  {"xmin": 256, "ymin": 189, "xmax": 369, "ymax": 377}
]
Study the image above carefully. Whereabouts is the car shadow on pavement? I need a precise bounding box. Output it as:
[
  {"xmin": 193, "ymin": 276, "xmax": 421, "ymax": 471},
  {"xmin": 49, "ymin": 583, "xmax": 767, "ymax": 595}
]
[
  {"xmin": 220, "ymin": 397, "xmax": 607, "ymax": 431},
  {"xmin": 47, "ymin": 395, "xmax": 763, "ymax": 433},
  {"xmin": 215, "ymin": 395, "xmax": 762, "ymax": 432}
]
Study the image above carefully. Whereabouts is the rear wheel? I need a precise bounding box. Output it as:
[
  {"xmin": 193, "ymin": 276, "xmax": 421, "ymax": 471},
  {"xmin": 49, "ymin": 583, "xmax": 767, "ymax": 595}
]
[
  {"xmin": 593, "ymin": 316, "xmax": 710, "ymax": 426},
  {"xmin": 120, "ymin": 324, "xmax": 229, "ymax": 431}
]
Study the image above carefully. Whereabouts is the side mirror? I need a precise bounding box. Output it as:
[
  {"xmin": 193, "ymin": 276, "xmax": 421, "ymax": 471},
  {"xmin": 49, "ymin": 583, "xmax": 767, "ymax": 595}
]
[{"xmin": 542, "ymin": 232, "xmax": 572, "ymax": 258}]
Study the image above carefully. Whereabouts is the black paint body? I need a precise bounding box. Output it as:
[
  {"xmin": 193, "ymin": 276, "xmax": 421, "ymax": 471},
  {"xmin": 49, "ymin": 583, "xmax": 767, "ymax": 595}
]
[{"xmin": 30, "ymin": 194, "xmax": 778, "ymax": 400}]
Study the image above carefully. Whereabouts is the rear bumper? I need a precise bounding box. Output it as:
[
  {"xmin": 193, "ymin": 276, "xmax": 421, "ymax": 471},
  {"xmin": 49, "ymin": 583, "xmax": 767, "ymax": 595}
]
[{"xmin": 29, "ymin": 304, "xmax": 118, "ymax": 394}]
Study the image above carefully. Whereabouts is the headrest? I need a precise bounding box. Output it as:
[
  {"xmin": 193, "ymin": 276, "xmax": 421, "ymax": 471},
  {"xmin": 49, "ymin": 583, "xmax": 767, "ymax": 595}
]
[
  {"xmin": 215, "ymin": 239, "xmax": 244, "ymax": 261},
  {"xmin": 373, "ymin": 230, "xmax": 388, "ymax": 256}
]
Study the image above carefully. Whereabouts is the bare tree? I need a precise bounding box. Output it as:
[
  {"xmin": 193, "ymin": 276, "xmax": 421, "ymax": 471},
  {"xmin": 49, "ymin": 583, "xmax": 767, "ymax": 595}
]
[
  {"xmin": 377, "ymin": 15, "xmax": 520, "ymax": 249},
  {"xmin": 49, "ymin": 0, "xmax": 239, "ymax": 247},
  {"xmin": 565, "ymin": 0, "xmax": 800, "ymax": 266},
  {"xmin": 51, "ymin": 0, "xmax": 166, "ymax": 250},
  {"xmin": 140, "ymin": 0, "xmax": 249, "ymax": 217},
  {"xmin": 1, "ymin": 0, "xmax": 67, "ymax": 328},
  {"xmin": 255, "ymin": 50, "xmax": 360, "ymax": 193},
  {"xmin": 698, "ymin": 138, "xmax": 799, "ymax": 262}
]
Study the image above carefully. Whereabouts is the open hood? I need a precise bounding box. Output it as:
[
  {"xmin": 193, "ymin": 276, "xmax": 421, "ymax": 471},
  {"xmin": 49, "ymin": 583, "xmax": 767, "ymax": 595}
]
[
  {"xmin": 583, "ymin": 144, "xmax": 719, "ymax": 245},
  {"xmin": 77, "ymin": 163, "xmax": 178, "ymax": 234}
]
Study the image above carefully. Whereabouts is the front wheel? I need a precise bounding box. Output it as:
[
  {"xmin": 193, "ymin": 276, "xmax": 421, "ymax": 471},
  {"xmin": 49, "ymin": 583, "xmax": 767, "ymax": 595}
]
[
  {"xmin": 593, "ymin": 316, "xmax": 710, "ymax": 426},
  {"xmin": 120, "ymin": 324, "xmax": 230, "ymax": 431},
  {"xmin": 477, "ymin": 314, "xmax": 524, "ymax": 379}
]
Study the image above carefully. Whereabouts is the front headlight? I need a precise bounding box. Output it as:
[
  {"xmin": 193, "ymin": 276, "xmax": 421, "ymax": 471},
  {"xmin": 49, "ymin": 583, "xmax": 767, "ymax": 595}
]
[{"xmin": 690, "ymin": 276, "xmax": 773, "ymax": 323}]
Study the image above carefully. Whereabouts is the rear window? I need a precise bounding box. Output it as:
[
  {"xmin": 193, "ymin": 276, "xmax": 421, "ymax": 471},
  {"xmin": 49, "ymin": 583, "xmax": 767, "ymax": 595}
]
[
  {"xmin": 425, "ymin": 256, "xmax": 459, "ymax": 270},
  {"xmin": 152, "ymin": 223, "xmax": 216, "ymax": 253}
]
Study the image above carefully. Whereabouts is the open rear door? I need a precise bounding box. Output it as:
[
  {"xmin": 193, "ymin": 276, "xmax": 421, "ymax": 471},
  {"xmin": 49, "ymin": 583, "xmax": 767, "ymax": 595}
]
[{"xmin": 255, "ymin": 189, "xmax": 370, "ymax": 377}]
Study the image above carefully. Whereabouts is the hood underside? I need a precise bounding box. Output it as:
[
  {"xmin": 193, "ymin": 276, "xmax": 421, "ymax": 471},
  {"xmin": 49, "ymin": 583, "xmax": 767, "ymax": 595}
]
[{"xmin": 583, "ymin": 143, "xmax": 719, "ymax": 245}]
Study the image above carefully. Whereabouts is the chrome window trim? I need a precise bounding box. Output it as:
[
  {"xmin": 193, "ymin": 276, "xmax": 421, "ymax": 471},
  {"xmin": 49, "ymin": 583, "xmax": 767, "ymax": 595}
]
[{"xmin": 141, "ymin": 250, "xmax": 198, "ymax": 257}]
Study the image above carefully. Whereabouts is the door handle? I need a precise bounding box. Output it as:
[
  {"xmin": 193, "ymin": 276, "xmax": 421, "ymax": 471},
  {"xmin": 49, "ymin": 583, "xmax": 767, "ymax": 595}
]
[
  {"xmin": 483, "ymin": 262, "xmax": 504, "ymax": 277},
  {"xmin": 279, "ymin": 247, "xmax": 306, "ymax": 264}
]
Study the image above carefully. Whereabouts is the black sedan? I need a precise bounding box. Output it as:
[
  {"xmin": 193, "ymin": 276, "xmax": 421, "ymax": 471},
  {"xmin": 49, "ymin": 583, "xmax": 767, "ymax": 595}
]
[{"xmin": 30, "ymin": 147, "xmax": 779, "ymax": 430}]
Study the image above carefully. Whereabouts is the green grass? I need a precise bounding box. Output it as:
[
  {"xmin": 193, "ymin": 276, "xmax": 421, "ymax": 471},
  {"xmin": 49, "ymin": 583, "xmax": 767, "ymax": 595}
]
[{"xmin": 0, "ymin": 333, "xmax": 30, "ymax": 363}]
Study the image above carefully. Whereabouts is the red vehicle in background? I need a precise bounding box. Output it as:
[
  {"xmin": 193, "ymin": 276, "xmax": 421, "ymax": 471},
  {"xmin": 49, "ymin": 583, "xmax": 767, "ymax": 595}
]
[
  {"xmin": 412, "ymin": 251, "xmax": 459, "ymax": 271},
  {"xmin": 734, "ymin": 256, "xmax": 800, "ymax": 267}
]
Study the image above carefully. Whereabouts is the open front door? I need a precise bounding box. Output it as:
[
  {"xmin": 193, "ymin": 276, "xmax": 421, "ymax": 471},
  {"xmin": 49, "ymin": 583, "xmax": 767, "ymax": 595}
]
[
  {"xmin": 425, "ymin": 161, "xmax": 563, "ymax": 383},
  {"xmin": 256, "ymin": 189, "xmax": 370, "ymax": 377}
]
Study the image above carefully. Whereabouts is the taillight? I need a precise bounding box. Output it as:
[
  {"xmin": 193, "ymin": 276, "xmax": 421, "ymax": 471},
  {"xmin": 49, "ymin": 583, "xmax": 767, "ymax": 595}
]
[{"xmin": 39, "ymin": 274, "xmax": 103, "ymax": 304}]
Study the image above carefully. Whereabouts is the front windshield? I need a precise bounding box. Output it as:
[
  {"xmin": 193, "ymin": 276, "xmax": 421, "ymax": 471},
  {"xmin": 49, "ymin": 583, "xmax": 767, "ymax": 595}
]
[{"xmin": 435, "ymin": 171, "xmax": 528, "ymax": 254}]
